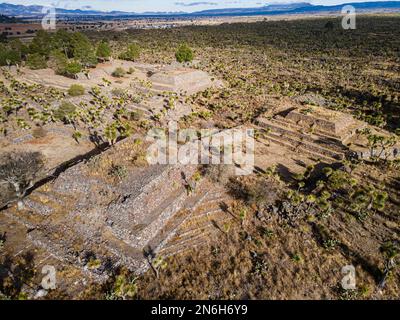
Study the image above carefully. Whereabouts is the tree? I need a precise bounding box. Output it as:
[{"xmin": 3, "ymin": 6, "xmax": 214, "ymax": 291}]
[
  {"xmin": 379, "ymin": 241, "xmax": 399, "ymax": 290},
  {"xmin": 0, "ymin": 45, "xmax": 21, "ymax": 67},
  {"xmin": 26, "ymin": 53, "xmax": 47, "ymax": 70},
  {"xmin": 0, "ymin": 152, "xmax": 45, "ymax": 209},
  {"xmin": 105, "ymin": 123, "xmax": 118, "ymax": 146},
  {"xmin": 107, "ymin": 274, "xmax": 137, "ymax": 300},
  {"xmin": 29, "ymin": 30, "xmax": 53, "ymax": 57},
  {"xmin": 72, "ymin": 130, "xmax": 82, "ymax": 144},
  {"xmin": 0, "ymin": 32, "xmax": 7, "ymax": 43},
  {"xmin": 119, "ymin": 43, "xmax": 140, "ymax": 61},
  {"xmin": 54, "ymin": 101, "xmax": 76, "ymax": 123},
  {"xmin": 52, "ymin": 29, "xmax": 72, "ymax": 58},
  {"xmin": 175, "ymin": 43, "xmax": 194, "ymax": 63},
  {"xmin": 324, "ymin": 21, "xmax": 334, "ymax": 30},
  {"xmin": 48, "ymin": 50, "xmax": 68, "ymax": 75},
  {"xmin": 9, "ymin": 39, "xmax": 28, "ymax": 58},
  {"xmin": 96, "ymin": 41, "xmax": 112, "ymax": 61},
  {"xmin": 70, "ymin": 32, "xmax": 97, "ymax": 68}
]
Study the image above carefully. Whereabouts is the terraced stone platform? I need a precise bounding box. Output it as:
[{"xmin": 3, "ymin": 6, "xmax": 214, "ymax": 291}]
[
  {"xmin": 0, "ymin": 134, "xmax": 234, "ymax": 286},
  {"xmin": 255, "ymin": 117, "xmax": 348, "ymax": 163},
  {"xmin": 3, "ymin": 162, "xmax": 193, "ymax": 271},
  {"xmin": 148, "ymin": 68, "xmax": 220, "ymax": 95},
  {"xmin": 285, "ymin": 107, "xmax": 359, "ymax": 138},
  {"xmin": 254, "ymin": 105, "xmax": 399, "ymax": 164},
  {"xmin": 4, "ymin": 97, "xmax": 397, "ymax": 294},
  {"xmin": 10, "ymin": 62, "xmax": 219, "ymax": 125},
  {"xmin": 0, "ymin": 214, "xmax": 91, "ymax": 297},
  {"xmin": 155, "ymin": 182, "xmax": 233, "ymax": 257},
  {"xmin": 127, "ymin": 95, "xmax": 194, "ymax": 122}
]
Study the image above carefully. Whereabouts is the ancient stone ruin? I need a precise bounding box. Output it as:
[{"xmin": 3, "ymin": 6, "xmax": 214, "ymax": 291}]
[
  {"xmin": 0, "ymin": 136, "xmax": 233, "ymax": 290},
  {"xmin": 147, "ymin": 68, "xmax": 220, "ymax": 95},
  {"xmin": 0, "ymin": 62, "xmax": 230, "ymax": 293},
  {"xmin": 255, "ymin": 105, "xmax": 399, "ymax": 163},
  {"xmin": 1, "ymin": 59, "xmax": 399, "ymax": 295},
  {"xmin": 11, "ymin": 61, "xmax": 220, "ymax": 96}
]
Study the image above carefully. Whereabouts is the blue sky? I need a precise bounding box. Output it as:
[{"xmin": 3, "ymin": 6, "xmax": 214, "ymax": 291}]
[{"xmin": 2, "ymin": 0, "xmax": 396, "ymax": 13}]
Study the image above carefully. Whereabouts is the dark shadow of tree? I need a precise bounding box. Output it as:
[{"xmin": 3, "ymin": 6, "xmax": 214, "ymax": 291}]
[{"xmin": 0, "ymin": 251, "xmax": 36, "ymax": 299}]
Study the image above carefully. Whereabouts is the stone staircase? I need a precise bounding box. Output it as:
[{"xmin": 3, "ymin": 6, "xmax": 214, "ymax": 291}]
[
  {"xmin": 126, "ymin": 103, "xmax": 153, "ymax": 118},
  {"xmin": 255, "ymin": 116, "xmax": 349, "ymax": 163},
  {"xmin": 3, "ymin": 148, "xmax": 233, "ymax": 279},
  {"xmin": 150, "ymin": 82, "xmax": 176, "ymax": 93},
  {"xmin": 158, "ymin": 185, "xmax": 232, "ymax": 257},
  {"xmin": 126, "ymin": 95, "xmax": 193, "ymax": 122},
  {"xmin": 105, "ymin": 164, "xmax": 198, "ymax": 251}
]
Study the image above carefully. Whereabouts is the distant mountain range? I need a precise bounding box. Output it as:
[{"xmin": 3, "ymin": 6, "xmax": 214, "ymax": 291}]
[
  {"xmin": 0, "ymin": 1, "xmax": 400, "ymax": 18},
  {"xmin": 195, "ymin": 1, "xmax": 400, "ymax": 15},
  {"xmin": 0, "ymin": 13, "xmax": 19, "ymax": 22}
]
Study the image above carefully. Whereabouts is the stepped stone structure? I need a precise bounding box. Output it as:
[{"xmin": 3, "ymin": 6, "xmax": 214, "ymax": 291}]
[
  {"xmin": 285, "ymin": 107, "xmax": 360, "ymax": 138},
  {"xmin": 10, "ymin": 61, "xmax": 220, "ymax": 126},
  {"xmin": 12, "ymin": 61, "xmax": 220, "ymax": 96},
  {"xmin": 0, "ymin": 136, "xmax": 233, "ymax": 290},
  {"xmin": 255, "ymin": 105, "xmax": 399, "ymax": 164},
  {"xmin": 2, "ymin": 66, "xmax": 398, "ymax": 296},
  {"xmin": 148, "ymin": 68, "xmax": 220, "ymax": 95}
]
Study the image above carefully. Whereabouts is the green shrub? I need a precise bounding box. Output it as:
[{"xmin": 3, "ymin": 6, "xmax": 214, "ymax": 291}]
[
  {"xmin": 48, "ymin": 50, "xmax": 68, "ymax": 74},
  {"xmin": 26, "ymin": 30, "xmax": 98, "ymax": 69},
  {"xmin": 26, "ymin": 53, "xmax": 47, "ymax": 70},
  {"xmin": 109, "ymin": 163, "xmax": 128, "ymax": 181},
  {"xmin": 63, "ymin": 61, "xmax": 82, "ymax": 78},
  {"xmin": 0, "ymin": 46, "xmax": 21, "ymax": 66},
  {"xmin": 9, "ymin": 39, "xmax": 28, "ymax": 55},
  {"xmin": 107, "ymin": 274, "xmax": 137, "ymax": 300},
  {"xmin": 70, "ymin": 32, "xmax": 97, "ymax": 67},
  {"xmin": 324, "ymin": 21, "xmax": 335, "ymax": 30},
  {"xmin": 96, "ymin": 41, "xmax": 112, "ymax": 60},
  {"xmin": 175, "ymin": 43, "xmax": 194, "ymax": 63},
  {"xmin": 29, "ymin": 30, "xmax": 52, "ymax": 57},
  {"xmin": 119, "ymin": 43, "xmax": 140, "ymax": 61},
  {"xmin": 54, "ymin": 101, "xmax": 76, "ymax": 123},
  {"xmin": 68, "ymin": 84, "xmax": 85, "ymax": 96},
  {"xmin": 0, "ymin": 41, "xmax": 25, "ymax": 66},
  {"xmin": 112, "ymin": 67, "xmax": 126, "ymax": 78},
  {"xmin": 0, "ymin": 33, "xmax": 7, "ymax": 43}
]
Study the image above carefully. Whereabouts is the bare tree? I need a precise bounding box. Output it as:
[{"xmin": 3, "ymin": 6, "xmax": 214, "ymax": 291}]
[{"xmin": 0, "ymin": 152, "xmax": 45, "ymax": 209}]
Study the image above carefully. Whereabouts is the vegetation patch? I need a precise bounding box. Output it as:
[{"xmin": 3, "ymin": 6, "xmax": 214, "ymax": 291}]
[{"xmin": 68, "ymin": 84, "xmax": 85, "ymax": 96}]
